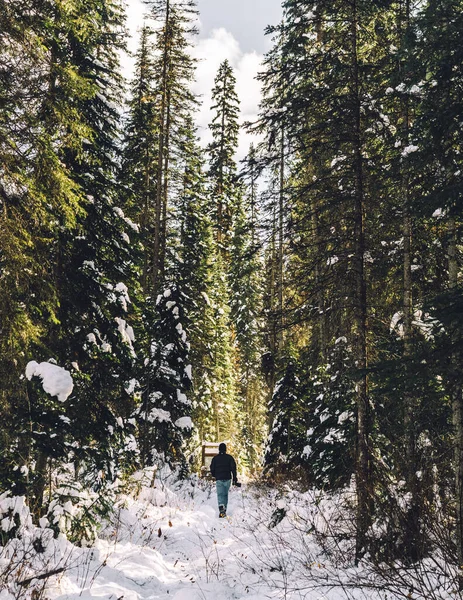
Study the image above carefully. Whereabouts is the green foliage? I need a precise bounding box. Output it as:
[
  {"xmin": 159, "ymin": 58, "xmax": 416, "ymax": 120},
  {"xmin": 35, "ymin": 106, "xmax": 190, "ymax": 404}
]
[
  {"xmin": 137, "ymin": 286, "xmax": 192, "ymax": 469},
  {"xmin": 46, "ymin": 480, "xmax": 116, "ymax": 545},
  {"xmin": 0, "ymin": 0, "xmax": 141, "ymax": 521},
  {"xmin": 207, "ymin": 59, "xmax": 240, "ymax": 251},
  {"xmin": 176, "ymin": 125, "xmax": 219, "ymax": 443},
  {"xmin": 230, "ymin": 187, "xmax": 267, "ymax": 470},
  {"xmin": 264, "ymin": 358, "xmax": 306, "ymax": 476},
  {"xmin": 253, "ymin": 0, "xmax": 463, "ymax": 562},
  {"xmin": 301, "ymin": 339, "xmax": 357, "ymax": 489}
]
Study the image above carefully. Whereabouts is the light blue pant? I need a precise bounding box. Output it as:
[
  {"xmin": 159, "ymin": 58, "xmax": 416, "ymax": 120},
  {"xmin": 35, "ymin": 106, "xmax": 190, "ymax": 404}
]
[{"xmin": 216, "ymin": 479, "xmax": 231, "ymax": 509}]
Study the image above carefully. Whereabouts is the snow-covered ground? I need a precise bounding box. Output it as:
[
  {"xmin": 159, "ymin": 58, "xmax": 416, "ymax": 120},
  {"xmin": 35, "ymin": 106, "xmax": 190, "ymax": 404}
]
[
  {"xmin": 1, "ymin": 470, "xmax": 456, "ymax": 600},
  {"xmin": 46, "ymin": 474, "xmax": 353, "ymax": 600}
]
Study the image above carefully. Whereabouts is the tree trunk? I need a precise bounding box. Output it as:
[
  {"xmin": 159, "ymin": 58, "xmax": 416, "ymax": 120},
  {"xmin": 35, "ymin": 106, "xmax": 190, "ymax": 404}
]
[
  {"xmin": 351, "ymin": 0, "xmax": 371, "ymax": 563},
  {"xmin": 397, "ymin": 0, "xmax": 421, "ymax": 561},
  {"xmin": 160, "ymin": 89, "xmax": 171, "ymax": 283},
  {"xmin": 138, "ymin": 27, "xmax": 152, "ymax": 295},
  {"xmin": 449, "ymin": 215, "xmax": 463, "ymax": 588},
  {"xmin": 217, "ymin": 72, "xmax": 227, "ymax": 248},
  {"xmin": 153, "ymin": 0, "xmax": 170, "ymax": 294},
  {"xmin": 310, "ymin": 190, "xmax": 326, "ymax": 359},
  {"xmin": 32, "ymin": 452, "xmax": 48, "ymax": 519},
  {"xmin": 142, "ymin": 140, "xmax": 151, "ymax": 294},
  {"xmin": 277, "ymin": 128, "xmax": 285, "ymax": 350},
  {"xmin": 266, "ymin": 198, "xmax": 278, "ymax": 425},
  {"xmin": 402, "ymin": 187, "xmax": 421, "ymax": 560},
  {"xmin": 453, "ymin": 365, "xmax": 463, "ymax": 590}
]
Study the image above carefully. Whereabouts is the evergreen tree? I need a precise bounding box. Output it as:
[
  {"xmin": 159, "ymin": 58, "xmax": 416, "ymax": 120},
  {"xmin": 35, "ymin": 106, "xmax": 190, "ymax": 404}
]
[
  {"xmin": 176, "ymin": 121, "xmax": 217, "ymax": 445},
  {"xmin": 136, "ymin": 285, "xmax": 192, "ymax": 470},
  {"xmin": 0, "ymin": 0, "xmax": 99, "ymax": 508},
  {"xmin": 208, "ymin": 252, "xmax": 238, "ymax": 443},
  {"xmin": 256, "ymin": 0, "xmax": 397, "ymax": 555},
  {"xmin": 301, "ymin": 338, "xmax": 356, "ymax": 489},
  {"xmin": 186, "ymin": 57, "xmax": 243, "ymax": 448},
  {"xmin": 148, "ymin": 0, "xmax": 198, "ymax": 293},
  {"xmin": 121, "ymin": 1, "xmax": 199, "ymax": 468},
  {"xmin": 121, "ymin": 24, "xmax": 158, "ymax": 293},
  {"xmin": 253, "ymin": 0, "xmax": 463, "ymax": 564},
  {"xmin": 0, "ymin": 0, "xmax": 142, "ymax": 517},
  {"xmin": 50, "ymin": 0, "xmax": 141, "ymax": 491},
  {"xmin": 207, "ymin": 59, "xmax": 240, "ymax": 253},
  {"xmin": 411, "ymin": 0, "xmax": 463, "ymax": 578},
  {"xmin": 264, "ymin": 358, "xmax": 305, "ymax": 476},
  {"xmin": 252, "ymin": 20, "xmax": 292, "ymax": 455},
  {"xmin": 230, "ymin": 180, "xmax": 266, "ymax": 470}
]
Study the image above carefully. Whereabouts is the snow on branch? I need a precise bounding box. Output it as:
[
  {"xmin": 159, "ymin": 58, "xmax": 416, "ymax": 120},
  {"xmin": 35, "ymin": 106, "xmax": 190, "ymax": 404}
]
[{"xmin": 25, "ymin": 361, "xmax": 74, "ymax": 402}]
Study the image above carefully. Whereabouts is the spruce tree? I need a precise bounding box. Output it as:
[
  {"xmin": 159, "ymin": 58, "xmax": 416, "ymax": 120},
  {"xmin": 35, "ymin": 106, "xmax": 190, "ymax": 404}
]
[
  {"xmin": 121, "ymin": 1, "xmax": 199, "ymax": 468},
  {"xmin": 176, "ymin": 121, "xmax": 217, "ymax": 445},
  {"xmin": 137, "ymin": 285, "xmax": 192, "ymax": 470},
  {"xmin": 264, "ymin": 358, "xmax": 305, "ymax": 476},
  {"xmin": 209, "ymin": 253, "xmax": 238, "ymax": 443},
  {"xmin": 51, "ymin": 0, "xmax": 140, "ymax": 489},
  {"xmin": 195, "ymin": 58, "xmax": 243, "ymax": 447},
  {"xmin": 0, "ymin": 0, "xmax": 95, "ymax": 507},
  {"xmin": 0, "ymin": 0, "xmax": 141, "ymax": 513},
  {"xmin": 252, "ymin": 19, "xmax": 292, "ymax": 451},
  {"xmin": 301, "ymin": 339, "xmax": 356, "ymax": 489},
  {"xmin": 230, "ymin": 177, "xmax": 266, "ymax": 470},
  {"xmin": 147, "ymin": 0, "xmax": 198, "ymax": 293},
  {"xmin": 412, "ymin": 0, "xmax": 463, "ymax": 578},
  {"xmin": 207, "ymin": 59, "xmax": 240, "ymax": 253},
  {"xmin": 256, "ymin": 0, "xmax": 396, "ymax": 555},
  {"xmin": 121, "ymin": 24, "xmax": 158, "ymax": 293}
]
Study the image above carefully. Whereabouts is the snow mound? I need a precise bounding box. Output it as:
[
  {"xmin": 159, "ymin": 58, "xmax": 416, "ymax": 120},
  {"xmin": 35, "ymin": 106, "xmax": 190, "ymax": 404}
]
[
  {"xmin": 175, "ymin": 416, "xmax": 193, "ymax": 429},
  {"xmin": 25, "ymin": 361, "xmax": 73, "ymax": 402}
]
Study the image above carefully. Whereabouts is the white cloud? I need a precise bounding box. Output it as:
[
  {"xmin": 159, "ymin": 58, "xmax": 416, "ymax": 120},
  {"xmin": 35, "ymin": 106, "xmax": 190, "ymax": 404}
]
[
  {"xmin": 120, "ymin": 0, "xmax": 149, "ymax": 81},
  {"xmin": 121, "ymin": 2, "xmax": 263, "ymax": 164},
  {"xmin": 234, "ymin": 51, "xmax": 263, "ymax": 161}
]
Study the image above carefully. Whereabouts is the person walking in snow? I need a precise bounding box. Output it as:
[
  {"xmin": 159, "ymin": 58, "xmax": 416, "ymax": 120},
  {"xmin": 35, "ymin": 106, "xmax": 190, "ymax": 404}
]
[{"xmin": 210, "ymin": 442, "xmax": 239, "ymax": 518}]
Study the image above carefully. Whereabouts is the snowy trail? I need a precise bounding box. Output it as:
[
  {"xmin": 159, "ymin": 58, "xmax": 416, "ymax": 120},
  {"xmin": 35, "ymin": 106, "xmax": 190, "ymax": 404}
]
[
  {"xmin": 44, "ymin": 476, "xmax": 376, "ymax": 600},
  {"xmin": 0, "ymin": 473, "xmax": 451, "ymax": 600},
  {"xmin": 50, "ymin": 482, "xmax": 284, "ymax": 600}
]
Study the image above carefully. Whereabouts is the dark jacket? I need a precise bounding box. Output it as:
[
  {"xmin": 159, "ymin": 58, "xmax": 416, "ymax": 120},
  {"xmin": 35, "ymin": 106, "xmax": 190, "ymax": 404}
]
[{"xmin": 210, "ymin": 452, "xmax": 237, "ymax": 482}]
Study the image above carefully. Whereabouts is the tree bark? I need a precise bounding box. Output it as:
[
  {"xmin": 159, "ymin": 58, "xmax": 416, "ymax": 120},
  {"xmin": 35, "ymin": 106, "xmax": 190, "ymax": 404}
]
[
  {"xmin": 266, "ymin": 198, "xmax": 278, "ymax": 424},
  {"xmin": 217, "ymin": 70, "xmax": 227, "ymax": 247},
  {"xmin": 402, "ymin": 185, "xmax": 421, "ymax": 560},
  {"xmin": 448, "ymin": 215, "xmax": 463, "ymax": 588},
  {"xmin": 277, "ymin": 128, "xmax": 285, "ymax": 350},
  {"xmin": 310, "ymin": 177, "xmax": 326, "ymax": 359},
  {"xmin": 160, "ymin": 88, "xmax": 171, "ymax": 283},
  {"xmin": 397, "ymin": 0, "xmax": 422, "ymax": 561},
  {"xmin": 153, "ymin": 0, "xmax": 170, "ymax": 294},
  {"xmin": 138, "ymin": 27, "xmax": 152, "ymax": 295},
  {"xmin": 351, "ymin": 0, "xmax": 371, "ymax": 563},
  {"xmin": 32, "ymin": 452, "xmax": 48, "ymax": 518}
]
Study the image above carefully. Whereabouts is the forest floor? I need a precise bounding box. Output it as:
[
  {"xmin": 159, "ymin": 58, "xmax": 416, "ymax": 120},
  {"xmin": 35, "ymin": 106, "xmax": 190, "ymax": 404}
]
[
  {"xmin": 2, "ymin": 469, "xmax": 452, "ymax": 600},
  {"xmin": 38, "ymin": 470, "xmax": 375, "ymax": 600}
]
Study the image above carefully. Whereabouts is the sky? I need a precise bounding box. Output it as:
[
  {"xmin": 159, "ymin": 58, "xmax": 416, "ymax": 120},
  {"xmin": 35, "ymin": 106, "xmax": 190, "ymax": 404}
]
[
  {"xmin": 123, "ymin": 0, "xmax": 282, "ymax": 161},
  {"xmin": 196, "ymin": 0, "xmax": 282, "ymax": 55}
]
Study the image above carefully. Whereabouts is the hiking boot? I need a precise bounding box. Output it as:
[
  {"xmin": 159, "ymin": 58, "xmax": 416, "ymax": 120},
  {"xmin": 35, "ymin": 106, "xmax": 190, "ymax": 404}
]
[{"xmin": 219, "ymin": 505, "xmax": 226, "ymax": 518}]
